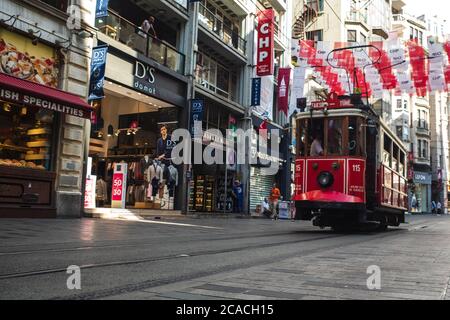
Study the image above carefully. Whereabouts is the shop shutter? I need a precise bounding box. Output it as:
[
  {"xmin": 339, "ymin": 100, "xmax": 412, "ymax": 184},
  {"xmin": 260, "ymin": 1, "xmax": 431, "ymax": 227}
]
[{"xmin": 250, "ymin": 167, "xmax": 275, "ymax": 212}]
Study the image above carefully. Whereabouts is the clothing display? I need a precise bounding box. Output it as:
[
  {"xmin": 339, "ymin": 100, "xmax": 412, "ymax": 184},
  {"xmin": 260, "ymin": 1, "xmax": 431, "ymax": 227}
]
[
  {"xmin": 167, "ymin": 164, "xmax": 179, "ymax": 186},
  {"xmin": 92, "ymin": 155, "xmax": 177, "ymax": 209},
  {"xmin": 151, "ymin": 177, "xmax": 160, "ymax": 197},
  {"xmin": 140, "ymin": 156, "xmax": 152, "ymax": 180},
  {"xmin": 96, "ymin": 178, "xmax": 107, "ymax": 201},
  {"xmin": 148, "ymin": 162, "xmax": 163, "ymax": 182}
]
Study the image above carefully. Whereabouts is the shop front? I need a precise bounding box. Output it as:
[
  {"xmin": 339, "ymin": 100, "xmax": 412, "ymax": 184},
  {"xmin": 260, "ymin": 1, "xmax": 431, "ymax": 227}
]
[
  {"xmin": 188, "ymin": 96, "xmax": 243, "ymax": 214},
  {"xmin": 411, "ymin": 170, "xmax": 432, "ymax": 213},
  {"xmin": 249, "ymin": 115, "xmax": 284, "ymax": 214},
  {"xmin": 0, "ymin": 31, "xmax": 92, "ymax": 218},
  {"xmin": 85, "ymin": 47, "xmax": 187, "ymax": 215}
]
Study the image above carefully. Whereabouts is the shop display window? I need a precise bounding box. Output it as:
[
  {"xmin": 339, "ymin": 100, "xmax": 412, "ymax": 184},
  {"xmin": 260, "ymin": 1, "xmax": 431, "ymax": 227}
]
[{"xmin": 0, "ymin": 103, "xmax": 54, "ymax": 171}]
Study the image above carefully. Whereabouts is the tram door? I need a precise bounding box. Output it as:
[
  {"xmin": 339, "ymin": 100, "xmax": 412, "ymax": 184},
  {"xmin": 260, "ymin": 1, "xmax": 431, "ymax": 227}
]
[{"xmin": 365, "ymin": 124, "xmax": 377, "ymax": 210}]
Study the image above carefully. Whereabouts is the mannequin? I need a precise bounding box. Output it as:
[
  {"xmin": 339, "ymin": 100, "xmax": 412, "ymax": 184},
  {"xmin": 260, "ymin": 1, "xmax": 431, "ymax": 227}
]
[
  {"xmin": 96, "ymin": 176, "xmax": 107, "ymax": 207},
  {"xmin": 140, "ymin": 154, "xmax": 152, "ymax": 181},
  {"xmin": 167, "ymin": 164, "xmax": 178, "ymax": 196},
  {"xmin": 166, "ymin": 163, "xmax": 178, "ymax": 210},
  {"xmin": 147, "ymin": 159, "xmax": 163, "ymax": 200}
]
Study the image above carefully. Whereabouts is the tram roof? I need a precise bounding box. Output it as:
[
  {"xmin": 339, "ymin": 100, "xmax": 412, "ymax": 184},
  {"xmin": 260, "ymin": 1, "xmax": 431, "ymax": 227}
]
[{"xmin": 295, "ymin": 107, "xmax": 370, "ymax": 119}]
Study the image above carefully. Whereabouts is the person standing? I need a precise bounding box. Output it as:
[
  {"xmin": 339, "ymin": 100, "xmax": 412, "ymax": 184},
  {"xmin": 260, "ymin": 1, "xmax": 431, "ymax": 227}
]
[
  {"xmin": 310, "ymin": 134, "xmax": 324, "ymax": 156},
  {"xmin": 232, "ymin": 180, "xmax": 244, "ymax": 213},
  {"xmin": 141, "ymin": 16, "xmax": 157, "ymax": 38},
  {"xmin": 437, "ymin": 201, "xmax": 442, "ymax": 215},
  {"xmin": 269, "ymin": 183, "xmax": 281, "ymax": 219}
]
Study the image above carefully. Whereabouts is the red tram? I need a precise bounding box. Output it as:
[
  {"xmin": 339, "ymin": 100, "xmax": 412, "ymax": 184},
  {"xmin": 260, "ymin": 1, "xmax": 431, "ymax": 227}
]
[{"xmin": 293, "ymin": 96, "xmax": 408, "ymax": 230}]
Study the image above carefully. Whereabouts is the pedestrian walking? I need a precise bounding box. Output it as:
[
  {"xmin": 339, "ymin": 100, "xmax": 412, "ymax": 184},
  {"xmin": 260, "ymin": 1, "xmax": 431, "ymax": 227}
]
[
  {"xmin": 431, "ymin": 200, "xmax": 437, "ymax": 214},
  {"xmin": 269, "ymin": 183, "xmax": 281, "ymax": 220},
  {"xmin": 437, "ymin": 201, "xmax": 442, "ymax": 215}
]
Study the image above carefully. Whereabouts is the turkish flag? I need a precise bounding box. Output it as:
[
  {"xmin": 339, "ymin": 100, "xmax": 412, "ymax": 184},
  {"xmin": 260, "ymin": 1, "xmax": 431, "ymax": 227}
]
[{"xmin": 444, "ymin": 40, "xmax": 450, "ymax": 58}]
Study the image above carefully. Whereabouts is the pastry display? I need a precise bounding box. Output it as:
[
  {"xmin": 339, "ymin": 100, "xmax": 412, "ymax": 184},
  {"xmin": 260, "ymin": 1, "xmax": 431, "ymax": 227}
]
[
  {"xmin": 0, "ymin": 104, "xmax": 52, "ymax": 171},
  {"xmin": 0, "ymin": 38, "xmax": 58, "ymax": 87},
  {"xmin": 0, "ymin": 158, "xmax": 45, "ymax": 170}
]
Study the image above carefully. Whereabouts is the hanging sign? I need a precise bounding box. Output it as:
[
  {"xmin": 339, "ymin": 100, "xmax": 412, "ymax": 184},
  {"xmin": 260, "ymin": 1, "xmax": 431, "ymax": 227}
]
[
  {"xmin": 251, "ymin": 78, "xmax": 262, "ymax": 106},
  {"xmin": 88, "ymin": 45, "xmax": 108, "ymax": 101},
  {"xmin": 95, "ymin": 0, "xmax": 109, "ymax": 19},
  {"xmin": 190, "ymin": 99, "xmax": 204, "ymax": 138},
  {"xmin": 256, "ymin": 9, "xmax": 274, "ymax": 76},
  {"xmin": 277, "ymin": 68, "xmax": 291, "ymax": 116}
]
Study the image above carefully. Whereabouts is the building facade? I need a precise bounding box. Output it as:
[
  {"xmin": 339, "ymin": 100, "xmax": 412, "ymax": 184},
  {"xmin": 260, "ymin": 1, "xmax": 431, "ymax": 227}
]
[
  {"xmin": 82, "ymin": 0, "xmax": 293, "ymax": 217},
  {"xmin": 0, "ymin": 0, "xmax": 94, "ymax": 218}
]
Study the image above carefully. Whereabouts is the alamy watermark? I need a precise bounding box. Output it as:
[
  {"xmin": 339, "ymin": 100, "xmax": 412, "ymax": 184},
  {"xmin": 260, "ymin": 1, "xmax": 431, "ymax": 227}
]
[
  {"xmin": 66, "ymin": 265, "xmax": 81, "ymax": 290},
  {"xmin": 171, "ymin": 124, "xmax": 282, "ymax": 176},
  {"xmin": 366, "ymin": 265, "xmax": 381, "ymax": 290}
]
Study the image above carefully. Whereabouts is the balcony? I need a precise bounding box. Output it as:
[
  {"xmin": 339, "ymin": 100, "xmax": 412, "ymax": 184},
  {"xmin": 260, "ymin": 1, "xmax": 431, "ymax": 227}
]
[
  {"xmin": 95, "ymin": 10, "xmax": 185, "ymax": 75},
  {"xmin": 346, "ymin": 10, "xmax": 368, "ymax": 25},
  {"xmin": 261, "ymin": 0, "xmax": 287, "ymax": 12},
  {"xmin": 416, "ymin": 124, "xmax": 430, "ymax": 137},
  {"xmin": 392, "ymin": 14, "xmax": 406, "ymax": 23},
  {"xmin": 198, "ymin": 3, "xmax": 246, "ymax": 56},
  {"xmin": 166, "ymin": 0, "xmax": 187, "ymax": 9}
]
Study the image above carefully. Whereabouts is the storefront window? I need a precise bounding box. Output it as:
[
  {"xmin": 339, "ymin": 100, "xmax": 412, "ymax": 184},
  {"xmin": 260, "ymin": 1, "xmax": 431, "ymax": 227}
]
[{"xmin": 0, "ymin": 104, "xmax": 54, "ymax": 171}]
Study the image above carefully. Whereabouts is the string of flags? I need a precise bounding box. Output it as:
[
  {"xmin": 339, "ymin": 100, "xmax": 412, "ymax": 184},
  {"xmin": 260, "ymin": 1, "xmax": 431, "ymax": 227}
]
[{"xmin": 289, "ymin": 35, "xmax": 450, "ymax": 105}]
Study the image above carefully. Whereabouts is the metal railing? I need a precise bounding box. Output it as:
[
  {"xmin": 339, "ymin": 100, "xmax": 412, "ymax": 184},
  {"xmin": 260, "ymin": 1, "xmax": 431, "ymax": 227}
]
[
  {"xmin": 392, "ymin": 14, "xmax": 406, "ymax": 22},
  {"xmin": 346, "ymin": 10, "xmax": 368, "ymax": 24},
  {"xmin": 95, "ymin": 10, "xmax": 185, "ymax": 75},
  {"xmin": 167, "ymin": 0, "xmax": 187, "ymax": 9},
  {"xmin": 198, "ymin": 3, "xmax": 246, "ymax": 55}
]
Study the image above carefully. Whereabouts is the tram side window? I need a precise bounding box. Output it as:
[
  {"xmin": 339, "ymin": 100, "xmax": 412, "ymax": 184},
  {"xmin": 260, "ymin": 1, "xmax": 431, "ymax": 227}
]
[
  {"xmin": 399, "ymin": 152, "xmax": 405, "ymax": 176},
  {"xmin": 383, "ymin": 134, "xmax": 392, "ymax": 167},
  {"xmin": 327, "ymin": 118, "xmax": 343, "ymax": 155},
  {"xmin": 297, "ymin": 119, "xmax": 310, "ymax": 156},
  {"xmin": 392, "ymin": 144, "xmax": 399, "ymax": 172}
]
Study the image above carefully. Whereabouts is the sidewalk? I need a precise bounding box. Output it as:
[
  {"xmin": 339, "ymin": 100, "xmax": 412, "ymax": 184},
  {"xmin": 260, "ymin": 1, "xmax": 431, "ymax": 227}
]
[{"xmin": 83, "ymin": 208, "xmax": 272, "ymax": 221}]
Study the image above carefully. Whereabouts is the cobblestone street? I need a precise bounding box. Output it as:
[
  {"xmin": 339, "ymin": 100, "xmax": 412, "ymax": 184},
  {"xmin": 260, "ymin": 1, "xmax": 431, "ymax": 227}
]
[{"xmin": 1, "ymin": 214, "xmax": 450, "ymax": 300}]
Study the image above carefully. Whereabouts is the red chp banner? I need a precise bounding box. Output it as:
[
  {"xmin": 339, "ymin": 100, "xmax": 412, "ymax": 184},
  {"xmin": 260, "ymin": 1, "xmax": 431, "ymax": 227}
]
[
  {"xmin": 257, "ymin": 9, "xmax": 274, "ymax": 76},
  {"xmin": 277, "ymin": 68, "xmax": 291, "ymax": 115}
]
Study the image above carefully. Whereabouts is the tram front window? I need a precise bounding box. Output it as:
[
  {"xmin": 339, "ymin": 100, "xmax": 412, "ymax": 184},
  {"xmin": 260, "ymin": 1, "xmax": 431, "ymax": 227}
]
[
  {"xmin": 348, "ymin": 117, "xmax": 365, "ymax": 156},
  {"xmin": 297, "ymin": 119, "xmax": 309, "ymax": 156},
  {"xmin": 327, "ymin": 118, "xmax": 343, "ymax": 155}
]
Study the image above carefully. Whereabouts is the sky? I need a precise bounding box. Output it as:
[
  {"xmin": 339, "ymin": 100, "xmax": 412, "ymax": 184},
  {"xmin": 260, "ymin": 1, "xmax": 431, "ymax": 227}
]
[{"xmin": 403, "ymin": 0, "xmax": 450, "ymax": 22}]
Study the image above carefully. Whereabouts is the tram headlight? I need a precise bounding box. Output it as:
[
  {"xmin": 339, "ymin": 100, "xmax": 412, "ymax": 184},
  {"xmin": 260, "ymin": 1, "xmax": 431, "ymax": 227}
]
[{"xmin": 317, "ymin": 171, "xmax": 334, "ymax": 188}]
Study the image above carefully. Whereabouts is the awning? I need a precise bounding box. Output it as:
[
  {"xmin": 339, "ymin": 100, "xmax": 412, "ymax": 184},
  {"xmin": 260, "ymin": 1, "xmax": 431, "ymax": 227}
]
[{"xmin": 0, "ymin": 72, "xmax": 93, "ymax": 119}]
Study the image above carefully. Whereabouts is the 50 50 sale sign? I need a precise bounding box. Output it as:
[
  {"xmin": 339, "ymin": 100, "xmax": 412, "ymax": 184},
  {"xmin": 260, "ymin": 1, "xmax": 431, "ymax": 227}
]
[{"xmin": 111, "ymin": 163, "xmax": 127, "ymax": 208}]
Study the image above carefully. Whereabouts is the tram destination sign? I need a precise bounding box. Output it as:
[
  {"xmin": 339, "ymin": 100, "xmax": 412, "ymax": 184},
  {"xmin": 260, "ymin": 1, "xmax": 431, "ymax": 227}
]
[{"xmin": 311, "ymin": 92, "xmax": 341, "ymax": 110}]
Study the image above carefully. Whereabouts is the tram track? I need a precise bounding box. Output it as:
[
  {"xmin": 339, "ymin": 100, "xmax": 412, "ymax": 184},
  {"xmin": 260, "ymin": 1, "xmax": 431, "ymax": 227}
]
[
  {"xmin": 0, "ymin": 229, "xmax": 325, "ymax": 256},
  {"xmin": 50, "ymin": 227, "xmax": 412, "ymax": 300},
  {"xmin": 0, "ymin": 218, "xmax": 438, "ymax": 300},
  {"xmin": 0, "ymin": 233, "xmax": 346, "ymax": 280},
  {"xmin": 0, "ymin": 219, "xmax": 434, "ymax": 281}
]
